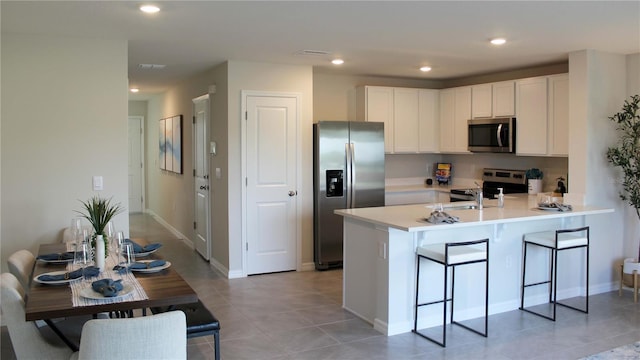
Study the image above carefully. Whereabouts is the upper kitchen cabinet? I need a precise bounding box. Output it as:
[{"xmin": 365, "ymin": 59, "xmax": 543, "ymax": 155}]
[
  {"xmin": 418, "ymin": 89, "xmax": 440, "ymax": 152},
  {"xmin": 515, "ymin": 74, "xmax": 569, "ymax": 157},
  {"xmin": 472, "ymin": 81, "xmax": 515, "ymax": 118},
  {"xmin": 515, "ymin": 77, "xmax": 548, "ymax": 155},
  {"xmin": 357, "ymin": 86, "xmax": 394, "ymax": 153},
  {"xmin": 440, "ymin": 86, "xmax": 471, "ymax": 153},
  {"xmin": 547, "ymin": 74, "xmax": 569, "ymax": 156},
  {"xmin": 357, "ymin": 86, "xmax": 439, "ymax": 154}
]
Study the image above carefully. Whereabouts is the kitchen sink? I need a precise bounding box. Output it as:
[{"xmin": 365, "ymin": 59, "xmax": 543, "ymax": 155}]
[{"xmin": 445, "ymin": 204, "xmax": 492, "ymax": 210}]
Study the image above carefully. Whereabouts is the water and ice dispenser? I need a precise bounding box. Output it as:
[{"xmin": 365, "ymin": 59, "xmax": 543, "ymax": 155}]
[{"xmin": 326, "ymin": 170, "xmax": 343, "ymax": 197}]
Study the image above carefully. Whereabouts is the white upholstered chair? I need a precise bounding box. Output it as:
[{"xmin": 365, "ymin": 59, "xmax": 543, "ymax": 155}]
[
  {"xmin": 7, "ymin": 249, "xmax": 35, "ymax": 290},
  {"xmin": 71, "ymin": 310, "xmax": 187, "ymax": 360},
  {"xmin": 1, "ymin": 273, "xmax": 74, "ymax": 359}
]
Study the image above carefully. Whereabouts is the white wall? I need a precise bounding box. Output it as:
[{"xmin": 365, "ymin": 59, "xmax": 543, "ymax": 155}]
[
  {"xmin": 227, "ymin": 61, "xmax": 313, "ymax": 275},
  {"xmin": 568, "ymin": 50, "xmax": 627, "ymax": 286},
  {"xmin": 1, "ymin": 33, "xmax": 129, "ymax": 271}
]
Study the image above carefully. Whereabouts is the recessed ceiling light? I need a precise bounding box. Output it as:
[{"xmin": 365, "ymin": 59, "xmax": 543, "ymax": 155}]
[
  {"xmin": 490, "ymin": 38, "xmax": 507, "ymax": 45},
  {"xmin": 420, "ymin": 66, "xmax": 432, "ymax": 72},
  {"xmin": 332, "ymin": 59, "xmax": 344, "ymax": 65},
  {"xmin": 140, "ymin": 5, "xmax": 160, "ymax": 14},
  {"xmin": 138, "ymin": 63, "xmax": 166, "ymax": 70},
  {"xmin": 130, "ymin": 88, "xmax": 140, "ymax": 93}
]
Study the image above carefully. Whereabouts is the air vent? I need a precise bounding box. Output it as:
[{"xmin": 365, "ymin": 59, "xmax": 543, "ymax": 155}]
[
  {"xmin": 294, "ymin": 50, "xmax": 332, "ymax": 57},
  {"xmin": 138, "ymin": 64, "xmax": 166, "ymax": 70}
]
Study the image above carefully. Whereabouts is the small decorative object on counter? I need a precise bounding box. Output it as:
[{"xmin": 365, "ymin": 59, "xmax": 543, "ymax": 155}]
[
  {"xmin": 497, "ymin": 188, "xmax": 505, "ymax": 208},
  {"xmin": 553, "ymin": 177, "xmax": 567, "ymax": 197},
  {"xmin": 525, "ymin": 168, "xmax": 544, "ymax": 194}
]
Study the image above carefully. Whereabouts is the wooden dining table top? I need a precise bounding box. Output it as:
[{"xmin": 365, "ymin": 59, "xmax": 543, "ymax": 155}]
[{"xmin": 25, "ymin": 241, "xmax": 198, "ymax": 321}]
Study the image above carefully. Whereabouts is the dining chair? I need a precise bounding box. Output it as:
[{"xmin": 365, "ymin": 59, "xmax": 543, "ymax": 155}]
[
  {"xmin": 7, "ymin": 249, "xmax": 35, "ymax": 291},
  {"xmin": 71, "ymin": 310, "xmax": 187, "ymax": 360},
  {"xmin": 1, "ymin": 273, "xmax": 74, "ymax": 359}
]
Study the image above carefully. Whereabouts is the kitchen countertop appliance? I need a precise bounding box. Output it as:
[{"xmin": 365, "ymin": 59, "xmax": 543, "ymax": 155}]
[
  {"xmin": 450, "ymin": 168, "xmax": 528, "ymax": 202},
  {"xmin": 313, "ymin": 121, "xmax": 385, "ymax": 270}
]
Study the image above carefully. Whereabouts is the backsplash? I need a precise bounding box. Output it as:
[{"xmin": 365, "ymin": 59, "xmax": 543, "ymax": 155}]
[{"xmin": 385, "ymin": 153, "xmax": 568, "ymax": 192}]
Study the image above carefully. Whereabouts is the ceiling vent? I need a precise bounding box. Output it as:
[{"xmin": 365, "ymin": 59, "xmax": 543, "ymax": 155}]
[
  {"xmin": 294, "ymin": 50, "xmax": 332, "ymax": 57},
  {"xmin": 138, "ymin": 64, "xmax": 166, "ymax": 70}
]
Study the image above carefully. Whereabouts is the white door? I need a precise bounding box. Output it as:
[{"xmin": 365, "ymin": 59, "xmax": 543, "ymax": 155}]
[
  {"xmin": 193, "ymin": 95, "xmax": 211, "ymax": 260},
  {"xmin": 244, "ymin": 93, "xmax": 299, "ymax": 275},
  {"xmin": 128, "ymin": 116, "xmax": 144, "ymax": 213}
]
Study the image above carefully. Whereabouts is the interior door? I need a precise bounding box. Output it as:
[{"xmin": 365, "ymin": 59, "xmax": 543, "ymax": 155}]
[
  {"xmin": 128, "ymin": 116, "xmax": 144, "ymax": 213},
  {"xmin": 193, "ymin": 95, "xmax": 211, "ymax": 260},
  {"xmin": 245, "ymin": 94, "xmax": 298, "ymax": 275}
]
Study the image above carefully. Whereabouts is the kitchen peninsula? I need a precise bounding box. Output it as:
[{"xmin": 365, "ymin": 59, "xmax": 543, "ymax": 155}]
[{"xmin": 334, "ymin": 195, "xmax": 613, "ymax": 336}]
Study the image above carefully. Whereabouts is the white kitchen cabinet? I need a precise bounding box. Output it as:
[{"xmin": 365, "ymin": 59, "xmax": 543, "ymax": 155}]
[
  {"xmin": 358, "ymin": 86, "xmax": 439, "ymax": 154},
  {"xmin": 548, "ymin": 74, "xmax": 569, "ymax": 156},
  {"xmin": 357, "ymin": 86, "xmax": 394, "ymax": 153},
  {"xmin": 516, "ymin": 77, "xmax": 548, "ymax": 155},
  {"xmin": 393, "ymin": 88, "xmax": 420, "ymax": 153},
  {"xmin": 492, "ymin": 81, "xmax": 516, "ymax": 117},
  {"xmin": 440, "ymin": 86, "xmax": 471, "ymax": 153},
  {"xmin": 418, "ymin": 89, "xmax": 440, "ymax": 152},
  {"xmin": 472, "ymin": 81, "xmax": 515, "ymax": 118},
  {"xmin": 471, "ymin": 84, "xmax": 493, "ymax": 118}
]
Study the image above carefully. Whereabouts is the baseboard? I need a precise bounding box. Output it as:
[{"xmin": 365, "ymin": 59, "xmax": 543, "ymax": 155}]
[
  {"xmin": 299, "ymin": 261, "xmax": 316, "ymax": 272},
  {"xmin": 143, "ymin": 209, "xmax": 194, "ymax": 249},
  {"xmin": 208, "ymin": 257, "xmax": 246, "ymax": 279}
]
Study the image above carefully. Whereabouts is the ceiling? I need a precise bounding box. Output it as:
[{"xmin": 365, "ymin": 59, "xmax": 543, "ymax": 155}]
[{"xmin": 2, "ymin": 1, "xmax": 639, "ymax": 95}]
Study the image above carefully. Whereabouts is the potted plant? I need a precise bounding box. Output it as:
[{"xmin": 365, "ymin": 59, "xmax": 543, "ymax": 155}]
[
  {"xmin": 76, "ymin": 196, "xmax": 123, "ymax": 269},
  {"xmin": 525, "ymin": 168, "xmax": 544, "ymax": 194},
  {"xmin": 605, "ymin": 94, "xmax": 640, "ymax": 299}
]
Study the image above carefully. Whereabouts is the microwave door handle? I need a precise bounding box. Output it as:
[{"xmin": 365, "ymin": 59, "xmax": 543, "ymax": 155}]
[{"xmin": 497, "ymin": 124, "xmax": 503, "ymax": 147}]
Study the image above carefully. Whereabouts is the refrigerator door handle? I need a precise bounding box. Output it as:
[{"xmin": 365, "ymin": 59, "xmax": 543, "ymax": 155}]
[
  {"xmin": 345, "ymin": 143, "xmax": 352, "ymax": 208},
  {"xmin": 350, "ymin": 143, "xmax": 356, "ymax": 208}
]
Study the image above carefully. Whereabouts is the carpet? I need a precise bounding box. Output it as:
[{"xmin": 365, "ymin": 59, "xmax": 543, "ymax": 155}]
[{"xmin": 582, "ymin": 341, "xmax": 640, "ymax": 359}]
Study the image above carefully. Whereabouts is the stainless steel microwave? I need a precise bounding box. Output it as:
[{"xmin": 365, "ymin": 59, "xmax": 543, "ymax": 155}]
[{"xmin": 467, "ymin": 117, "xmax": 516, "ymax": 153}]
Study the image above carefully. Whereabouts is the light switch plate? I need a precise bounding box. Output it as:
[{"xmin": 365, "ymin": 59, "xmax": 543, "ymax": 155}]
[
  {"xmin": 210, "ymin": 141, "xmax": 216, "ymax": 155},
  {"xmin": 93, "ymin": 176, "xmax": 103, "ymax": 191}
]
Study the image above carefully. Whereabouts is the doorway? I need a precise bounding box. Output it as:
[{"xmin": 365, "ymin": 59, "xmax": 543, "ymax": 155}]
[
  {"xmin": 193, "ymin": 95, "xmax": 211, "ymax": 260},
  {"xmin": 241, "ymin": 91, "xmax": 301, "ymax": 275},
  {"xmin": 128, "ymin": 116, "xmax": 144, "ymax": 213}
]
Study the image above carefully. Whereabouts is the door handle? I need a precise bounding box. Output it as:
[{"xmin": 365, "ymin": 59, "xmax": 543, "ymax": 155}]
[
  {"xmin": 200, "ymin": 185, "xmax": 209, "ymax": 190},
  {"xmin": 288, "ymin": 191, "xmax": 297, "ymax": 197}
]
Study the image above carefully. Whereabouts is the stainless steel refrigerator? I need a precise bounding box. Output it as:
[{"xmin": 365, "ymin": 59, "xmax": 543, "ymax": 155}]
[{"xmin": 313, "ymin": 121, "xmax": 385, "ymax": 270}]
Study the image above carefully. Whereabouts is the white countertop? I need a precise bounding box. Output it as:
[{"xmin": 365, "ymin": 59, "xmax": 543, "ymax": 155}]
[{"xmin": 335, "ymin": 194, "xmax": 614, "ymax": 232}]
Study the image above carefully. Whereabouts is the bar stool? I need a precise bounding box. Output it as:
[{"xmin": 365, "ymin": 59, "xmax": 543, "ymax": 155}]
[
  {"xmin": 520, "ymin": 226, "xmax": 589, "ymax": 321},
  {"xmin": 413, "ymin": 239, "xmax": 489, "ymax": 347}
]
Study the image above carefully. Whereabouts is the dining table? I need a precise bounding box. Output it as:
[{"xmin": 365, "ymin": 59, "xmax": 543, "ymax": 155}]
[{"xmin": 25, "ymin": 240, "xmax": 198, "ymax": 350}]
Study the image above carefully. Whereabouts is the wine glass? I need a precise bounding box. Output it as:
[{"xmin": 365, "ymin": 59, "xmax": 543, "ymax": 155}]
[
  {"xmin": 112, "ymin": 231, "xmax": 125, "ymax": 258},
  {"xmin": 105, "ymin": 221, "xmax": 115, "ymax": 250},
  {"xmin": 70, "ymin": 217, "xmax": 83, "ymax": 243},
  {"xmin": 74, "ymin": 242, "xmax": 94, "ymax": 283},
  {"xmin": 119, "ymin": 243, "xmax": 135, "ymax": 277}
]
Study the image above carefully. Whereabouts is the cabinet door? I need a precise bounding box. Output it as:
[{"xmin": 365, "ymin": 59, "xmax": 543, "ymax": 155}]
[
  {"xmin": 393, "ymin": 88, "xmax": 420, "ymax": 153},
  {"xmin": 365, "ymin": 86, "xmax": 394, "ymax": 153},
  {"xmin": 454, "ymin": 87, "xmax": 472, "ymax": 152},
  {"xmin": 548, "ymin": 74, "xmax": 569, "ymax": 156},
  {"xmin": 418, "ymin": 89, "xmax": 439, "ymax": 152},
  {"xmin": 516, "ymin": 77, "xmax": 548, "ymax": 155},
  {"xmin": 439, "ymin": 89, "xmax": 455, "ymax": 152},
  {"xmin": 471, "ymin": 84, "xmax": 492, "ymax": 118},
  {"xmin": 492, "ymin": 81, "xmax": 515, "ymax": 117}
]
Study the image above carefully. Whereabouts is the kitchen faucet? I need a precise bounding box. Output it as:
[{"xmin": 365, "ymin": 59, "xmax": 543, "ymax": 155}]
[{"xmin": 474, "ymin": 182, "xmax": 484, "ymax": 209}]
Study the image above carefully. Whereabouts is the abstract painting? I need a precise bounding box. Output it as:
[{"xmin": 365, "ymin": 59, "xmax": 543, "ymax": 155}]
[{"xmin": 159, "ymin": 115, "xmax": 183, "ymax": 174}]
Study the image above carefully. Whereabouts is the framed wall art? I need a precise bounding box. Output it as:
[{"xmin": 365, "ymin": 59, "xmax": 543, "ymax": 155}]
[{"xmin": 159, "ymin": 115, "xmax": 183, "ymax": 174}]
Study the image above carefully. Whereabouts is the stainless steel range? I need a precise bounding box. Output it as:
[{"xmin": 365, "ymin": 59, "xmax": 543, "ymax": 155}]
[{"xmin": 450, "ymin": 168, "xmax": 528, "ymax": 202}]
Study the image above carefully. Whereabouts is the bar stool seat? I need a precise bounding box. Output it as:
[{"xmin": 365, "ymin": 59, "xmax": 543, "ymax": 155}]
[
  {"xmin": 520, "ymin": 226, "xmax": 589, "ymax": 321},
  {"xmin": 413, "ymin": 239, "xmax": 489, "ymax": 347}
]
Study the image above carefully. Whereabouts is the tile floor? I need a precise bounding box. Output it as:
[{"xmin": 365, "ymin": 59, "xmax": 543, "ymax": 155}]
[{"xmin": 3, "ymin": 213, "xmax": 640, "ymax": 359}]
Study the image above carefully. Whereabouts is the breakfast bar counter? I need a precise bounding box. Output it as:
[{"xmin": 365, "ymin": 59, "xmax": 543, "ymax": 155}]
[{"xmin": 334, "ymin": 195, "xmax": 614, "ymax": 336}]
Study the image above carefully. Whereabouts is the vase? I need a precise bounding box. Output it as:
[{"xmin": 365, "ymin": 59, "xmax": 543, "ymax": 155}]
[
  {"xmin": 528, "ymin": 179, "xmax": 543, "ymax": 194},
  {"xmin": 95, "ymin": 234, "xmax": 105, "ymax": 272}
]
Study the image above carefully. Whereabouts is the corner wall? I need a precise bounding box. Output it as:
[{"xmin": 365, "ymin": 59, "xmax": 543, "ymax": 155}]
[{"xmin": 1, "ymin": 33, "xmax": 129, "ymax": 271}]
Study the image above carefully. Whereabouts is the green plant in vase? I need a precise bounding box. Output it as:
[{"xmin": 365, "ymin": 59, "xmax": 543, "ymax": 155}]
[{"xmin": 76, "ymin": 196, "xmax": 124, "ymax": 256}]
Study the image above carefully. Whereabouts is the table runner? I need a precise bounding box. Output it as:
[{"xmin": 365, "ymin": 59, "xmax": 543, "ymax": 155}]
[{"xmin": 65, "ymin": 244, "xmax": 149, "ymax": 307}]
